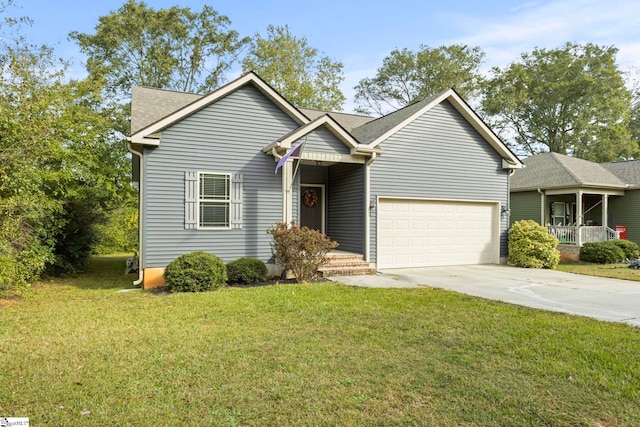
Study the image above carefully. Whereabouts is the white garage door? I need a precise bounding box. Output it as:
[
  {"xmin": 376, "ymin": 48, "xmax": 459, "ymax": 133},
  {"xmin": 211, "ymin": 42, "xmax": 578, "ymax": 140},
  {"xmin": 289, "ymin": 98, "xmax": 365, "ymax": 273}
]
[{"xmin": 378, "ymin": 199, "xmax": 498, "ymax": 269}]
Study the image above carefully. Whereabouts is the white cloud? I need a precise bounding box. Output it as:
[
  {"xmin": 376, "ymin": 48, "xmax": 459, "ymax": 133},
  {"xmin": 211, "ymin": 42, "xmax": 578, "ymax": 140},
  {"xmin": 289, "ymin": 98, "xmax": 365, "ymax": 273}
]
[{"xmin": 446, "ymin": 0, "xmax": 640, "ymax": 70}]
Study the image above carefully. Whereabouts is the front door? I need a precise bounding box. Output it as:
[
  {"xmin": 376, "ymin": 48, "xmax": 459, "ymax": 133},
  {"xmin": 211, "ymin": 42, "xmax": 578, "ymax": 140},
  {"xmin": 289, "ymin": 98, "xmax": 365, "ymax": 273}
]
[{"xmin": 300, "ymin": 185, "xmax": 324, "ymax": 233}]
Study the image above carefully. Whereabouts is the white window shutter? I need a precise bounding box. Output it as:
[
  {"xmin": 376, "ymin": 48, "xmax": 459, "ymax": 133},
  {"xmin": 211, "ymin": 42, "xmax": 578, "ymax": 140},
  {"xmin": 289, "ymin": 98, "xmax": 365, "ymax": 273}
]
[
  {"xmin": 185, "ymin": 171, "xmax": 198, "ymax": 229},
  {"xmin": 231, "ymin": 174, "xmax": 243, "ymax": 229}
]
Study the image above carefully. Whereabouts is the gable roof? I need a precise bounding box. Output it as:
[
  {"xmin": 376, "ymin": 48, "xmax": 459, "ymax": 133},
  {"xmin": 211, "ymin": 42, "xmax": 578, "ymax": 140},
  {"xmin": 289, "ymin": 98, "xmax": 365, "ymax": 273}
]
[
  {"xmin": 129, "ymin": 71, "xmax": 310, "ymax": 145},
  {"xmin": 128, "ymin": 73, "xmax": 522, "ymax": 169},
  {"xmin": 352, "ymin": 88, "xmax": 522, "ymax": 168},
  {"xmin": 268, "ymin": 114, "xmax": 361, "ymax": 151},
  {"xmin": 602, "ymin": 160, "xmax": 640, "ymax": 188},
  {"xmin": 511, "ymin": 152, "xmax": 629, "ymax": 191}
]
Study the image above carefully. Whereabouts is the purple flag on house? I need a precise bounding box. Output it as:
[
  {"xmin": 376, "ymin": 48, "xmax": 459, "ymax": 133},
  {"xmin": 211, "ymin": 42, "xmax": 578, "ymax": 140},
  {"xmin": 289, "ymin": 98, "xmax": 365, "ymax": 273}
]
[{"xmin": 275, "ymin": 141, "xmax": 304, "ymax": 173}]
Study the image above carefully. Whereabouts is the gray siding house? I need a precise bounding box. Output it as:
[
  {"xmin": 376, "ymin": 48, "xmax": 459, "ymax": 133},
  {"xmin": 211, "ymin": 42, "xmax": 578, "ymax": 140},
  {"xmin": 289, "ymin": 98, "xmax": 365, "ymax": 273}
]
[{"xmin": 129, "ymin": 72, "xmax": 522, "ymax": 288}]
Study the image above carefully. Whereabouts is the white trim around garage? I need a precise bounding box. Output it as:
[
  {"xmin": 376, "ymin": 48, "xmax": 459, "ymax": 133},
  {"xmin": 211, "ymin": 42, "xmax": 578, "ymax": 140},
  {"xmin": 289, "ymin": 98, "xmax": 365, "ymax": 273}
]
[{"xmin": 376, "ymin": 196, "xmax": 501, "ymax": 269}]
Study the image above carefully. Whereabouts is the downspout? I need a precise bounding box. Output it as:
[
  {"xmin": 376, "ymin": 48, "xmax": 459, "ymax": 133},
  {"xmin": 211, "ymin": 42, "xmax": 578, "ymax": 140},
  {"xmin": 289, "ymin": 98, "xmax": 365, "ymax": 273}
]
[
  {"xmin": 364, "ymin": 153, "xmax": 377, "ymax": 262},
  {"xmin": 127, "ymin": 140, "xmax": 144, "ymax": 287}
]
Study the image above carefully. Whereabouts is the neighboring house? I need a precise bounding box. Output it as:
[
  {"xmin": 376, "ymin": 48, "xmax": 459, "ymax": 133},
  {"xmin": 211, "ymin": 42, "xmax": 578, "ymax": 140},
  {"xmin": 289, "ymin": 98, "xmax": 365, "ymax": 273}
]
[
  {"xmin": 128, "ymin": 72, "xmax": 523, "ymax": 288},
  {"xmin": 510, "ymin": 152, "xmax": 640, "ymax": 246}
]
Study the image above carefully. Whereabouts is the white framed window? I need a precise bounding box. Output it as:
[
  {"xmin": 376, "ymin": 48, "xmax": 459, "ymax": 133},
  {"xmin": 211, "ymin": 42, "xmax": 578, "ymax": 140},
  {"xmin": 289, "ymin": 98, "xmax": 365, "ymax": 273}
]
[
  {"xmin": 185, "ymin": 171, "xmax": 243, "ymax": 230},
  {"xmin": 198, "ymin": 173, "xmax": 231, "ymax": 228}
]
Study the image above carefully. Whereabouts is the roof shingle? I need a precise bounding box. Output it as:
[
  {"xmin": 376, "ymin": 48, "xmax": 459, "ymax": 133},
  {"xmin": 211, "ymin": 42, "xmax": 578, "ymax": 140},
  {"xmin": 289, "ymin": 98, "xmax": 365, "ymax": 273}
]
[{"xmin": 511, "ymin": 152, "xmax": 629, "ymax": 191}]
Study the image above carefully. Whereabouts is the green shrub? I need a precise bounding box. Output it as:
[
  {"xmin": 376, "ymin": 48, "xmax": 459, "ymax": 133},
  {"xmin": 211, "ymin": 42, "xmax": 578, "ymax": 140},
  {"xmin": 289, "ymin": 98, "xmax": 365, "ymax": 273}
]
[
  {"xmin": 163, "ymin": 251, "xmax": 227, "ymax": 292},
  {"xmin": 611, "ymin": 239, "xmax": 640, "ymax": 260},
  {"xmin": 508, "ymin": 220, "xmax": 560, "ymax": 269},
  {"xmin": 579, "ymin": 241, "xmax": 626, "ymax": 264},
  {"xmin": 226, "ymin": 257, "xmax": 268, "ymax": 284},
  {"xmin": 267, "ymin": 222, "xmax": 339, "ymax": 283}
]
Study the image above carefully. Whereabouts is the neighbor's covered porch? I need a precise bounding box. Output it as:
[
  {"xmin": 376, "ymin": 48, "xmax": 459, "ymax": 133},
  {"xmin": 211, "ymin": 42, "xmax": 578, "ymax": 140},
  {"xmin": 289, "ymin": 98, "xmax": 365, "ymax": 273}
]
[{"xmin": 541, "ymin": 188, "xmax": 624, "ymax": 246}]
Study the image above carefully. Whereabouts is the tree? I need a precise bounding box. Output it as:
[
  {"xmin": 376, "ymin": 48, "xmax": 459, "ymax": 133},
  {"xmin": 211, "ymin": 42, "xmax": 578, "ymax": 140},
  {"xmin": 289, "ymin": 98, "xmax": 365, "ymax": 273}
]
[
  {"xmin": 70, "ymin": 0, "xmax": 249, "ymax": 98},
  {"xmin": 629, "ymin": 68, "xmax": 640, "ymax": 152},
  {"xmin": 0, "ymin": 40, "xmax": 132, "ymax": 294},
  {"xmin": 353, "ymin": 44, "xmax": 486, "ymax": 115},
  {"xmin": 242, "ymin": 24, "xmax": 345, "ymax": 111},
  {"xmin": 482, "ymin": 42, "xmax": 636, "ymax": 162}
]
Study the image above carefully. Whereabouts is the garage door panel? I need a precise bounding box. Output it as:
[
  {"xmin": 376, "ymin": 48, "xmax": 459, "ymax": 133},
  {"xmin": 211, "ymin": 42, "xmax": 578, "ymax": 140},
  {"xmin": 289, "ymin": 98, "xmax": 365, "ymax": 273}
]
[{"xmin": 378, "ymin": 199, "xmax": 497, "ymax": 268}]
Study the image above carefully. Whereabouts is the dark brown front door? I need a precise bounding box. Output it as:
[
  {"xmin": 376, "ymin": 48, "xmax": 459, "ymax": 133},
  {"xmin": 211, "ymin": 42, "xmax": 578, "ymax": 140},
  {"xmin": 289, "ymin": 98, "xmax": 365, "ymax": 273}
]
[{"xmin": 300, "ymin": 185, "xmax": 324, "ymax": 233}]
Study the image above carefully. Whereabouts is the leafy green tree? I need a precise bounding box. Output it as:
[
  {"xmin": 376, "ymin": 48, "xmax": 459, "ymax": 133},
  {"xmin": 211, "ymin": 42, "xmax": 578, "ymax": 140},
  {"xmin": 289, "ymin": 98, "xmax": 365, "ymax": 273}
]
[
  {"xmin": 242, "ymin": 24, "xmax": 345, "ymax": 111},
  {"xmin": 70, "ymin": 0, "xmax": 249, "ymax": 98},
  {"xmin": 353, "ymin": 44, "xmax": 485, "ymax": 115},
  {"xmin": 482, "ymin": 42, "xmax": 636, "ymax": 162},
  {"xmin": 630, "ymin": 69, "xmax": 640, "ymax": 152},
  {"xmin": 0, "ymin": 38, "xmax": 132, "ymax": 293}
]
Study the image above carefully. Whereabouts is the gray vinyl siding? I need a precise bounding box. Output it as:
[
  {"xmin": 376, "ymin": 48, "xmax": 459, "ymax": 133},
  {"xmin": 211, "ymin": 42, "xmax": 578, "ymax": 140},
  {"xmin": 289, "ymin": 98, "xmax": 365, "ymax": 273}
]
[
  {"xmin": 300, "ymin": 165, "xmax": 328, "ymax": 185},
  {"xmin": 369, "ymin": 101, "xmax": 510, "ymax": 263},
  {"xmin": 510, "ymin": 191, "xmax": 542, "ymax": 226},
  {"xmin": 143, "ymin": 85, "xmax": 299, "ymax": 267},
  {"xmin": 327, "ymin": 163, "xmax": 365, "ymax": 253},
  {"xmin": 609, "ymin": 190, "xmax": 640, "ymax": 245},
  {"xmin": 296, "ymin": 127, "xmax": 350, "ymax": 155}
]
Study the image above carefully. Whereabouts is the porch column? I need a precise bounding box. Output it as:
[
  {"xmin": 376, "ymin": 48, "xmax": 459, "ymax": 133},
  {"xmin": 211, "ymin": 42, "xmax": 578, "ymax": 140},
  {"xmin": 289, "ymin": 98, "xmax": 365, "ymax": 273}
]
[
  {"xmin": 576, "ymin": 190, "xmax": 583, "ymax": 246},
  {"xmin": 602, "ymin": 194, "xmax": 608, "ymax": 229},
  {"xmin": 538, "ymin": 189, "xmax": 545, "ymax": 224},
  {"xmin": 281, "ymin": 160, "xmax": 294, "ymax": 223}
]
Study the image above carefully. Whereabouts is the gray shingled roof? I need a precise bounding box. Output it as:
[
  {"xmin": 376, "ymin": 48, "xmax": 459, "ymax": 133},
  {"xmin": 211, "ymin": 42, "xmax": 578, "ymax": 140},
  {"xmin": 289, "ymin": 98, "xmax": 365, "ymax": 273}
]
[
  {"xmin": 511, "ymin": 152, "xmax": 629, "ymax": 191},
  {"xmin": 602, "ymin": 160, "xmax": 640, "ymax": 187},
  {"xmin": 298, "ymin": 108, "xmax": 375, "ymax": 132},
  {"xmin": 350, "ymin": 94, "xmax": 441, "ymax": 144},
  {"xmin": 131, "ymin": 86, "xmax": 202, "ymax": 134}
]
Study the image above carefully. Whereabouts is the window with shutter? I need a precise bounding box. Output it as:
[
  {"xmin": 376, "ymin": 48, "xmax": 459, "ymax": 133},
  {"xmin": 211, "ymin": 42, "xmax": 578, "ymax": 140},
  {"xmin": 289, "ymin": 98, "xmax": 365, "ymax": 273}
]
[{"xmin": 185, "ymin": 172, "xmax": 242, "ymax": 230}]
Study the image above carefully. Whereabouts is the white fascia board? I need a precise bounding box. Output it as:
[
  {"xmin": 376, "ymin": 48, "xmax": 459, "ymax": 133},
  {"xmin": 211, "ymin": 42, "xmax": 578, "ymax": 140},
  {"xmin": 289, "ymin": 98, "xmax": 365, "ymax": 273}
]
[
  {"xmin": 503, "ymin": 159, "xmax": 523, "ymax": 169},
  {"xmin": 130, "ymin": 72, "xmax": 309, "ymax": 146},
  {"xmin": 266, "ymin": 115, "xmax": 360, "ymax": 153},
  {"xmin": 449, "ymin": 94, "xmax": 522, "ymax": 168},
  {"xmin": 529, "ymin": 186, "xmax": 626, "ymax": 196}
]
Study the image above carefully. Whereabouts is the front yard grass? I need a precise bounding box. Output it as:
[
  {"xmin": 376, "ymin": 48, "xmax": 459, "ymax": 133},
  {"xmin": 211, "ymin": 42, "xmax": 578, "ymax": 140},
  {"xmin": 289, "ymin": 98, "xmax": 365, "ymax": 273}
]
[
  {"xmin": 1, "ymin": 256, "xmax": 639, "ymax": 426},
  {"xmin": 557, "ymin": 261, "xmax": 640, "ymax": 282}
]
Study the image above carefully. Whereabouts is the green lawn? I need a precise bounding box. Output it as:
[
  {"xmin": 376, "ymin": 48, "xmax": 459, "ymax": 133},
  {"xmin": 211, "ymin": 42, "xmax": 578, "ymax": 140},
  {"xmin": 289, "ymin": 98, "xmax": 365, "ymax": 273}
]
[
  {"xmin": 1, "ymin": 256, "xmax": 639, "ymax": 426},
  {"xmin": 557, "ymin": 261, "xmax": 640, "ymax": 282}
]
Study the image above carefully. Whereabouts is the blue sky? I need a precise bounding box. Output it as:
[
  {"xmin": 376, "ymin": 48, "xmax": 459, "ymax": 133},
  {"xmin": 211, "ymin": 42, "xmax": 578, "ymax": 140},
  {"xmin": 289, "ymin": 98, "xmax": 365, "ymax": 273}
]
[{"xmin": 11, "ymin": 0, "xmax": 640, "ymax": 112}]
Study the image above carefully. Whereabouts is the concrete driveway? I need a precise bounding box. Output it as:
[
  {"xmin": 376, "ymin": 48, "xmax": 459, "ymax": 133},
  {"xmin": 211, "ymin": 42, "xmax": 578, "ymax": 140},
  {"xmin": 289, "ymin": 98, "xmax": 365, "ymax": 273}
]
[{"xmin": 331, "ymin": 265, "xmax": 640, "ymax": 327}]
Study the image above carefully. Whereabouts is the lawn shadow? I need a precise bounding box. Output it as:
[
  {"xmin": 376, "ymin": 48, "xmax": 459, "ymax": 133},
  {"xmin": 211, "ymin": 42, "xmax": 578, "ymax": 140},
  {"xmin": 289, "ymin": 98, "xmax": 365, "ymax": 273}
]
[{"xmin": 64, "ymin": 255, "xmax": 139, "ymax": 291}]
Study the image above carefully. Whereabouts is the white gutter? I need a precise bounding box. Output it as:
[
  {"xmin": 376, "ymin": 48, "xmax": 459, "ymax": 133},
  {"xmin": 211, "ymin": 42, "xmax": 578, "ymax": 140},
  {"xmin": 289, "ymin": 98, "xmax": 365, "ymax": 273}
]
[{"xmin": 127, "ymin": 139, "xmax": 144, "ymax": 287}]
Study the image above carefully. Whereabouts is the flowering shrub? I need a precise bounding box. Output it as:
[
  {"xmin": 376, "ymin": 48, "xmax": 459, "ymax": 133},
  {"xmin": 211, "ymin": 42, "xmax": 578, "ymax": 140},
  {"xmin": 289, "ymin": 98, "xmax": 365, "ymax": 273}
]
[{"xmin": 267, "ymin": 222, "xmax": 338, "ymax": 283}]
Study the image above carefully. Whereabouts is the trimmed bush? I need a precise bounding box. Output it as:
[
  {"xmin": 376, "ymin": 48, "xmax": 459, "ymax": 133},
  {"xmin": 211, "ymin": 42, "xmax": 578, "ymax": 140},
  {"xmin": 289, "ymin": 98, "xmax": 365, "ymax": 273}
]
[
  {"xmin": 508, "ymin": 220, "xmax": 560, "ymax": 269},
  {"xmin": 267, "ymin": 222, "xmax": 339, "ymax": 283},
  {"xmin": 163, "ymin": 251, "xmax": 227, "ymax": 292},
  {"xmin": 612, "ymin": 239, "xmax": 640, "ymax": 260},
  {"xmin": 226, "ymin": 257, "xmax": 268, "ymax": 284},
  {"xmin": 579, "ymin": 241, "xmax": 626, "ymax": 264}
]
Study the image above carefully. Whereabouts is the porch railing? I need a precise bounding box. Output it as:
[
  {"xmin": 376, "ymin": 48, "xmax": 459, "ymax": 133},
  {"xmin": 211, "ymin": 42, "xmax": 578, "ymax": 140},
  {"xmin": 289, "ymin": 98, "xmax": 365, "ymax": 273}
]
[{"xmin": 547, "ymin": 225, "xmax": 618, "ymax": 245}]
